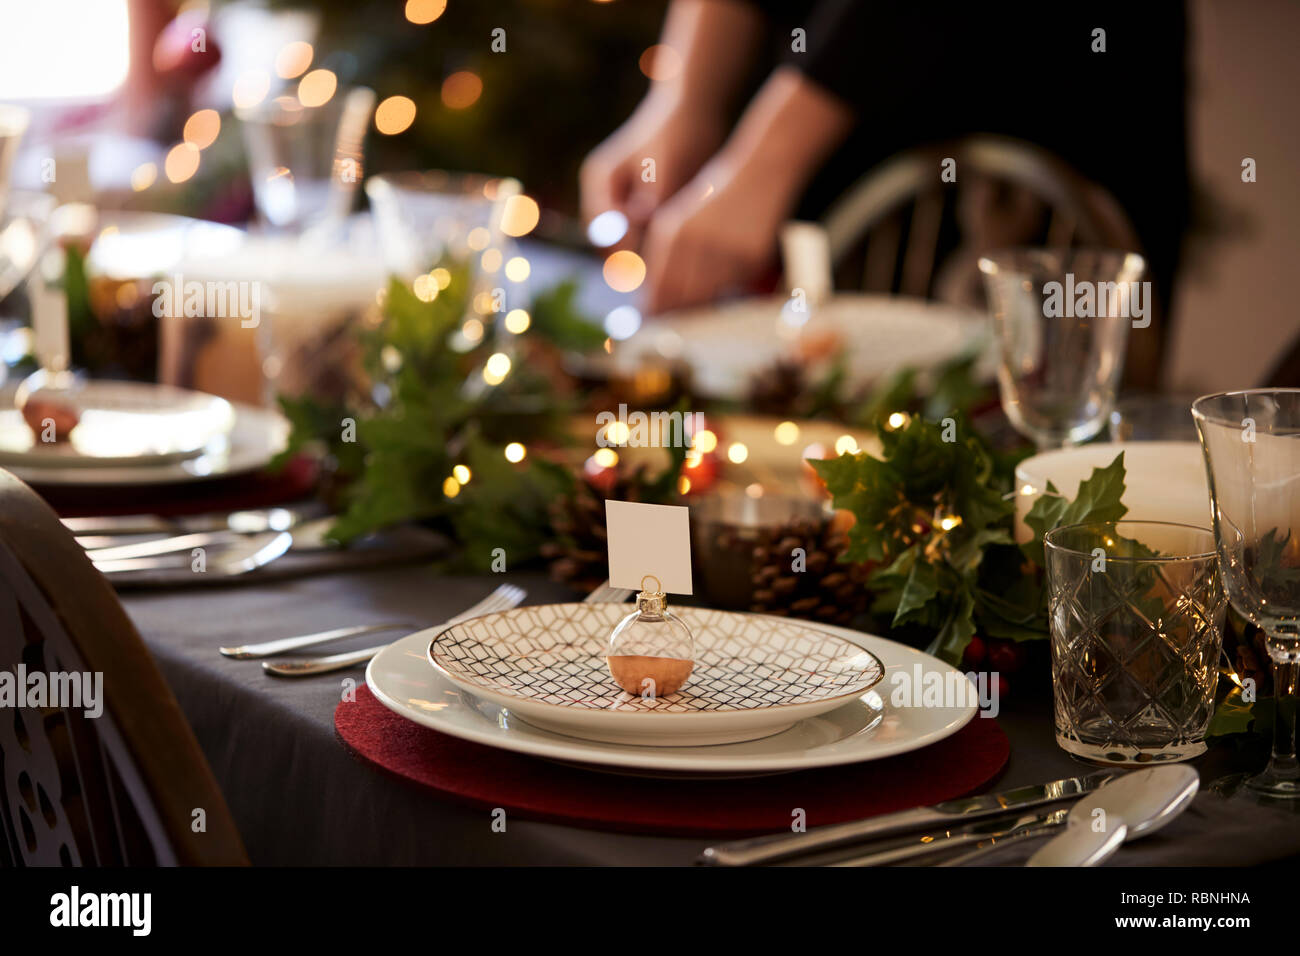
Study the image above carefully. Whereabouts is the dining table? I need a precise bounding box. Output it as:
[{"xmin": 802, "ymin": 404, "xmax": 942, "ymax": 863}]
[{"xmin": 118, "ymin": 561, "xmax": 1300, "ymax": 867}]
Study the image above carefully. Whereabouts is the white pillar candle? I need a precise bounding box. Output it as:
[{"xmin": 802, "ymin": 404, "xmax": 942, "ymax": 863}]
[{"xmin": 1013, "ymin": 441, "xmax": 1212, "ymax": 544}]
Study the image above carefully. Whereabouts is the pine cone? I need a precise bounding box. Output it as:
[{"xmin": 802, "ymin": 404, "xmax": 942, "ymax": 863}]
[
  {"xmin": 544, "ymin": 467, "xmax": 667, "ymax": 594},
  {"xmin": 748, "ymin": 360, "xmax": 807, "ymax": 418},
  {"xmin": 713, "ymin": 514, "xmax": 870, "ymax": 626}
]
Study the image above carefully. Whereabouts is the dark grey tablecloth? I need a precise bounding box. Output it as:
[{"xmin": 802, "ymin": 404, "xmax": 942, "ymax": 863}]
[{"xmin": 120, "ymin": 563, "xmax": 1299, "ymax": 866}]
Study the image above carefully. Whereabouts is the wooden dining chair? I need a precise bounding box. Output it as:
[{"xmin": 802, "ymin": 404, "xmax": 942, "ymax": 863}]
[
  {"xmin": 0, "ymin": 469, "xmax": 247, "ymax": 866},
  {"xmin": 820, "ymin": 134, "xmax": 1161, "ymax": 389}
]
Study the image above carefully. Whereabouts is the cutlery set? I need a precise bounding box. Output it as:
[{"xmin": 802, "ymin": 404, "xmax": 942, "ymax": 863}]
[
  {"xmin": 68, "ymin": 506, "xmax": 326, "ymax": 578},
  {"xmin": 699, "ymin": 765, "xmax": 1200, "ymax": 868},
  {"xmin": 231, "ymin": 579, "xmax": 631, "ymax": 675}
]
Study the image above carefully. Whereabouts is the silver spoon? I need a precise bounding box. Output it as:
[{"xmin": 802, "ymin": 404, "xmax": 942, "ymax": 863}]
[
  {"xmin": 1027, "ymin": 764, "xmax": 1199, "ymax": 866},
  {"xmin": 942, "ymin": 765, "xmax": 1199, "ymax": 867}
]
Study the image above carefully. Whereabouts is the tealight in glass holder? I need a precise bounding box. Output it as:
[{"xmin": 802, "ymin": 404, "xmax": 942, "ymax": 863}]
[{"xmin": 606, "ymin": 575, "xmax": 695, "ymax": 698}]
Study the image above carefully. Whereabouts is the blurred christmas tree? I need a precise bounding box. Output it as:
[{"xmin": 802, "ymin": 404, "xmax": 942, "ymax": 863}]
[{"xmin": 266, "ymin": 0, "xmax": 668, "ymax": 210}]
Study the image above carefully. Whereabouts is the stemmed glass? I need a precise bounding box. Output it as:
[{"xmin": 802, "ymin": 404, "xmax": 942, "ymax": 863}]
[
  {"xmin": 1193, "ymin": 389, "xmax": 1300, "ymax": 802},
  {"xmin": 978, "ymin": 248, "xmax": 1145, "ymax": 450}
]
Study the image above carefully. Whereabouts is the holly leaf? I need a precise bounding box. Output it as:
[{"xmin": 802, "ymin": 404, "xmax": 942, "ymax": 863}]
[
  {"xmin": 528, "ymin": 277, "xmax": 606, "ymax": 352},
  {"xmin": 926, "ymin": 587, "xmax": 977, "ymax": 665},
  {"xmin": 1022, "ymin": 452, "xmax": 1129, "ymax": 567},
  {"xmin": 895, "ymin": 557, "xmax": 941, "ymax": 624},
  {"xmin": 449, "ymin": 437, "xmax": 576, "ymax": 569},
  {"xmin": 1207, "ymin": 686, "xmax": 1273, "ymax": 739}
]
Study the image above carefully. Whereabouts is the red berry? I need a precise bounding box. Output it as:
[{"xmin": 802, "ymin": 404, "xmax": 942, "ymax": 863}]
[
  {"xmin": 993, "ymin": 674, "xmax": 1010, "ymax": 699},
  {"xmin": 987, "ymin": 639, "xmax": 1024, "ymax": 674},
  {"xmin": 961, "ymin": 635, "xmax": 986, "ymax": 668}
]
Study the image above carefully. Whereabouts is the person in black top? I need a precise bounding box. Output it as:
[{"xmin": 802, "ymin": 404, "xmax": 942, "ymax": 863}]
[{"xmin": 581, "ymin": 0, "xmax": 1188, "ymax": 319}]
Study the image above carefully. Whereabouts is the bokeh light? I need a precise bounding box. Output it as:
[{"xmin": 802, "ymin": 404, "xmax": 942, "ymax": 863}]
[
  {"xmin": 504, "ymin": 256, "xmax": 531, "ymax": 282},
  {"xmin": 275, "ymin": 41, "xmax": 313, "ymax": 79},
  {"xmin": 480, "ymin": 248, "xmax": 502, "ymax": 273},
  {"xmin": 297, "ymin": 69, "xmax": 337, "ymax": 107},
  {"xmin": 406, "ymin": 0, "xmax": 447, "ymax": 24},
  {"xmin": 499, "ymin": 195, "xmax": 540, "ymax": 237},
  {"xmin": 412, "ymin": 274, "xmax": 438, "ymax": 302},
  {"xmin": 375, "ymin": 95, "xmax": 417, "ymax": 134},
  {"xmin": 130, "ymin": 162, "xmax": 157, "ymax": 192},
  {"xmin": 727, "ymin": 442, "xmax": 749, "ymax": 464},
  {"xmin": 587, "ymin": 209, "xmax": 628, "ymax": 247},
  {"xmin": 453, "ymin": 464, "xmax": 472, "ymax": 484},
  {"xmin": 183, "ymin": 109, "xmax": 221, "ymax": 149},
  {"xmin": 483, "ymin": 352, "xmax": 512, "ymax": 385},
  {"xmin": 164, "ymin": 143, "xmax": 200, "ymax": 183},
  {"xmin": 774, "ymin": 421, "xmax": 800, "ymax": 445},
  {"xmin": 593, "ymin": 448, "xmax": 619, "ymax": 468},
  {"xmin": 602, "ymin": 250, "xmax": 646, "ymax": 293},
  {"xmin": 442, "ymin": 476, "xmax": 461, "ymax": 498},
  {"xmin": 835, "ymin": 434, "xmax": 859, "ymax": 455},
  {"xmin": 504, "ymin": 442, "xmax": 526, "ymax": 463},
  {"xmin": 603, "ymin": 305, "xmax": 641, "ymax": 340},
  {"xmin": 232, "ymin": 70, "xmax": 270, "ymax": 109},
  {"xmin": 504, "ymin": 308, "xmax": 531, "ymax": 334},
  {"xmin": 441, "ymin": 71, "xmax": 483, "ymax": 109},
  {"xmin": 693, "ymin": 429, "xmax": 718, "ymax": 454}
]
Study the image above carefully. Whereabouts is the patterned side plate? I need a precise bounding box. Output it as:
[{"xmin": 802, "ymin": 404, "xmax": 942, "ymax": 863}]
[{"xmin": 428, "ymin": 603, "xmax": 885, "ymax": 746}]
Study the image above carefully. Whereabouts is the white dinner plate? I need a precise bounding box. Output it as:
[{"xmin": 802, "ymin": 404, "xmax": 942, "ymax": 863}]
[
  {"xmin": 0, "ymin": 381, "xmax": 235, "ymax": 467},
  {"xmin": 615, "ymin": 293, "xmax": 991, "ymax": 400},
  {"xmin": 367, "ymin": 622, "xmax": 977, "ymax": 776},
  {"xmin": 1, "ymin": 401, "xmax": 287, "ymax": 485},
  {"xmin": 427, "ymin": 603, "xmax": 886, "ymax": 746}
]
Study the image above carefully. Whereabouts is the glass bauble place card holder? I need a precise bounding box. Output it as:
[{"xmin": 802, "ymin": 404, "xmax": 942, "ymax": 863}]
[{"xmin": 606, "ymin": 574, "xmax": 696, "ymax": 698}]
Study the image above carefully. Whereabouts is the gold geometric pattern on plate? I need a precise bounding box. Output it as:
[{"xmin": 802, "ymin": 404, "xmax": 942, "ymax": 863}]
[{"xmin": 430, "ymin": 603, "xmax": 884, "ymax": 713}]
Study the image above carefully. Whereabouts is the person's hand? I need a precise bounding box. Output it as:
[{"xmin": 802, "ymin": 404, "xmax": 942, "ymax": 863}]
[
  {"xmin": 579, "ymin": 95, "xmax": 725, "ymax": 250},
  {"xmin": 641, "ymin": 66, "xmax": 854, "ymax": 315},
  {"xmin": 642, "ymin": 151, "xmax": 793, "ymax": 315}
]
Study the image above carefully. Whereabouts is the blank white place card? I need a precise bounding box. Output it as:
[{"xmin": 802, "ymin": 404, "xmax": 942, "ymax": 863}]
[{"xmin": 604, "ymin": 500, "xmax": 693, "ymax": 595}]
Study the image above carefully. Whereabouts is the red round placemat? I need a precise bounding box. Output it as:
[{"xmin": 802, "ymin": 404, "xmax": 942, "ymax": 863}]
[{"xmin": 336, "ymin": 685, "xmax": 1010, "ymax": 836}]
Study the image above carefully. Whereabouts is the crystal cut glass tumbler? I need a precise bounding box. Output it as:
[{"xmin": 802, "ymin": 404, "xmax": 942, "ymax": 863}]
[{"xmin": 1045, "ymin": 520, "xmax": 1226, "ymax": 764}]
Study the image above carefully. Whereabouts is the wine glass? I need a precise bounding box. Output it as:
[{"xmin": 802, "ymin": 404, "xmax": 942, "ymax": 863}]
[
  {"xmin": 1193, "ymin": 389, "xmax": 1300, "ymax": 802},
  {"xmin": 978, "ymin": 248, "xmax": 1145, "ymax": 450}
]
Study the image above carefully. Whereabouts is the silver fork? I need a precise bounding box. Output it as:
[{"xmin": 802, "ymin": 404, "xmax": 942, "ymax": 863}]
[{"xmin": 259, "ymin": 584, "xmax": 526, "ymax": 677}]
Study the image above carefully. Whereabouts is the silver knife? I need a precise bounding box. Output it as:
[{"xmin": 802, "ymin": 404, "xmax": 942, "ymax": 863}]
[
  {"xmin": 825, "ymin": 807, "xmax": 1070, "ymax": 867},
  {"xmin": 92, "ymin": 530, "xmax": 293, "ymax": 577},
  {"xmin": 83, "ymin": 531, "xmax": 236, "ymax": 563},
  {"xmin": 81, "ymin": 516, "xmax": 336, "ymax": 562},
  {"xmin": 64, "ymin": 506, "xmax": 304, "ymax": 537},
  {"xmin": 698, "ymin": 771, "xmax": 1117, "ymax": 866}
]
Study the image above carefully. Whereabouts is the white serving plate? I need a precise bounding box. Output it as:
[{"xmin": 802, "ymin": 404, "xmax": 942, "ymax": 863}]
[
  {"xmin": 1, "ymin": 401, "xmax": 287, "ymax": 485},
  {"xmin": 0, "ymin": 381, "xmax": 235, "ymax": 467},
  {"xmin": 616, "ymin": 293, "xmax": 992, "ymax": 399},
  {"xmin": 427, "ymin": 603, "xmax": 885, "ymax": 746},
  {"xmin": 1013, "ymin": 441, "xmax": 1210, "ymax": 542},
  {"xmin": 367, "ymin": 622, "xmax": 977, "ymax": 776}
]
